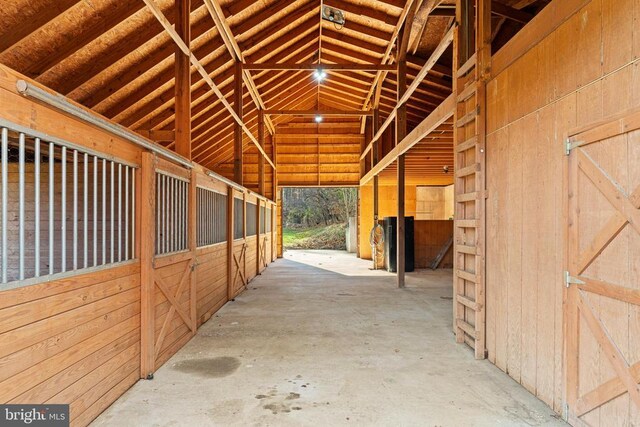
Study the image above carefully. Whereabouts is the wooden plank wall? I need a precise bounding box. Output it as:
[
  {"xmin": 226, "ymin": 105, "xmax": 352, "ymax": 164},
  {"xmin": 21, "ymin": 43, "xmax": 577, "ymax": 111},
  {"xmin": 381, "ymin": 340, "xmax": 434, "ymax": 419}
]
[
  {"xmin": 196, "ymin": 243, "xmax": 227, "ymax": 326},
  {"xmin": 0, "ymin": 264, "xmax": 141, "ymax": 426},
  {"xmin": 414, "ymin": 220, "xmax": 454, "ymax": 268},
  {"xmin": 485, "ymin": 0, "xmax": 640, "ymax": 415},
  {"xmin": 274, "ymin": 121, "xmax": 363, "ymax": 186}
]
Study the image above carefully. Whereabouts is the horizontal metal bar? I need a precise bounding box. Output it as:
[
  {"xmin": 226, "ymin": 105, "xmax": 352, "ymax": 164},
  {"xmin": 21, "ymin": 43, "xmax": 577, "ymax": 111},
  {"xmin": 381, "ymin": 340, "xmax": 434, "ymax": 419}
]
[
  {"xmin": 0, "ymin": 260, "xmax": 137, "ymax": 293},
  {"xmin": 15, "ymin": 81, "xmax": 192, "ymax": 169},
  {"xmin": 156, "ymin": 169, "xmax": 190, "ymax": 183},
  {"xmin": 0, "ymin": 118, "xmax": 138, "ymax": 169}
]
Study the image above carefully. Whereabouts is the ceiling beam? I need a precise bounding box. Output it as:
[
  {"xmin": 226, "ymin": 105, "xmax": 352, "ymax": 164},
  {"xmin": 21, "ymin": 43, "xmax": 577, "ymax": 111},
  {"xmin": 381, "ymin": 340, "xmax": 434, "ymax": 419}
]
[
  {"xmin": 142, "ymin": 0, "xmax": 275, "ymax": 169},
  {"xmin": 244, "ymin": 63, "xmax": 397, "ymax": 71},
  {"xmin": 264, "ymin": 109, "xmax": 373, "ymax": 116},
  {"xmin": 360, "ymin": 94, "xmax": 455, "ymax": 185},
  {"xmin": 491, "ymin": 1, "xmax": 535, "ymax": 24}
]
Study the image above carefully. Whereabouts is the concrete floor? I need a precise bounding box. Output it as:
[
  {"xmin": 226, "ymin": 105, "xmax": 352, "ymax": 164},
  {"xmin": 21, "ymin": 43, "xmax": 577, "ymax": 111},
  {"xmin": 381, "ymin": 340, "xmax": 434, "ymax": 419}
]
[{"xmin": 93, "ymin": 250, "xmax": 565, "ymax": 427}]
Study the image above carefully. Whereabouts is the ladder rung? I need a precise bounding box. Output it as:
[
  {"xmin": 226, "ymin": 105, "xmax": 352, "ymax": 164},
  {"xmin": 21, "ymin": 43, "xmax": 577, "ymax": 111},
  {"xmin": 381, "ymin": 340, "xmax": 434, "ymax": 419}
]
[
  {"xmin": 457, "ymin": 295, "xmax": 479, "ymax": 310},
  {"xmin": 457, "ymin": 82, "xmax": 477, "ymax": 103},
  {"xmin": 456, "ymin": 53, "xmax": 477, "ymax": 78},
  {"xmin": 456, "ymin": 244, "xmax": 477, "ymax": 255},
  {"xmin": 456, "ymin": 108, "xmax": 478, "ymax": 128},
  {"xmin": 456, "ymin": 136, "xmax": 477, "ymax": 153},
  {"xmin": 456, "ymin": 219, "xmax": 478, "ymax": 228},
  {"xmin": 457, "ymin": 191, "xmax": 478, "ymax": 202},
  {"xmin": 456, "ymin": 163, "xmax": 480, "ymax": 178},
  {"xmin": 456, "ymin": 269, "xmax": 478, "ymax": 283},
  {"xmin": 456, "ymin": 319, "xmax": 477, "ymax": 338}
]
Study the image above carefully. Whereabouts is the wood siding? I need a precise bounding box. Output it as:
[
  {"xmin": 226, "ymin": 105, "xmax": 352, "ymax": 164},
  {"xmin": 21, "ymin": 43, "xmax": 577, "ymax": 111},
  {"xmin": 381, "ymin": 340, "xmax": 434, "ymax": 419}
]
[
  {"xmin": 0, "ymin": 264, "xmax": 141, "ymax": 427},
  {"xmin": 485, "ymin": 0, "xmax": 640, "ymax": 415}
]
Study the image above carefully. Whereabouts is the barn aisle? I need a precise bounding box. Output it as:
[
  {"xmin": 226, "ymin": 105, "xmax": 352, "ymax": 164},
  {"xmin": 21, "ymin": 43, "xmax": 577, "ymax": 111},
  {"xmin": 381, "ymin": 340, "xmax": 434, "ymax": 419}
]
[{"xmin": 93, "ymin": 251, "xmax": 563, "ymax": 426}]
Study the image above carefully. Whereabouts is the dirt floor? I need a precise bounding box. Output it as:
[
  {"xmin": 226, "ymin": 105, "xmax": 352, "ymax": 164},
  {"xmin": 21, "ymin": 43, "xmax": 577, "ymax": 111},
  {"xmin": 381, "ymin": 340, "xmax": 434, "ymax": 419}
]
[{"xmin": 92, "ymin": 250, "xmax": 565, "ymax": 427}]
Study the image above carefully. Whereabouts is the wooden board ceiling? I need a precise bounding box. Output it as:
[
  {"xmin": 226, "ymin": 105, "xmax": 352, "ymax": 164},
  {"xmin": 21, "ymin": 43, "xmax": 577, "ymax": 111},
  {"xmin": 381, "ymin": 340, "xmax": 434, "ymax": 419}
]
[{"xmin": 0, "ymin": 0, "xmax": 547, "ymax": 182}]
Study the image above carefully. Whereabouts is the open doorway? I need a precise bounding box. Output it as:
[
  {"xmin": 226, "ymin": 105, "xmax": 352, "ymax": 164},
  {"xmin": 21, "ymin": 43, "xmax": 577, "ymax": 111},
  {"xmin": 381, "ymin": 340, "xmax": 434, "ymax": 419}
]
[{"xmin": 281, "ymin": 187, "xmax": 358, "ymax": 251}]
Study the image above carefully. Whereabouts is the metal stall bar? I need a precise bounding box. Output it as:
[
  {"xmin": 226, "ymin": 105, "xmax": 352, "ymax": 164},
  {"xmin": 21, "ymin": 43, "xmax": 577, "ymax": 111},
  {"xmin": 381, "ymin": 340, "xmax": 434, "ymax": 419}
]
[
  {"xmin": 118, "ymin": 163, "xmax": 122, "ymax": 262},
  {"xmin": 102, "ymin": 159, "xmax": 107, "ymax": 265},
  {"xmin": 18, "ymin": 133, "xmax": 25, "ymax": 280},
  {"xmin": 93, "ymin": 156, "xmax": 98, "ymax": 266},
  {"xmin": 34, "ymin": 139, "xmax": 40, "ymax": 277},
  {"xmin": 83, "ymin": 153, "xmax": 88, "ymax": 268},
  {"xmin": 125, "ymin": 166, "xmax": 129, "ymax": 260},
  {"xmin": 73, "ymin": 149, "xmax": 78, "ymax": 271},
  {"xmin": 1, "ymin": 128, "xmax": 6, "ymax": 283},
  {"xmin": 61, "ymin": 146, "xmax": 67, "ymax": 273},
  {"xmin": 110, "ymin": 161, "xmax": 114, "ymax": 263},
  {"xmin": 49, "ymin": 142, "xmax": 54, "ymax": 276}
]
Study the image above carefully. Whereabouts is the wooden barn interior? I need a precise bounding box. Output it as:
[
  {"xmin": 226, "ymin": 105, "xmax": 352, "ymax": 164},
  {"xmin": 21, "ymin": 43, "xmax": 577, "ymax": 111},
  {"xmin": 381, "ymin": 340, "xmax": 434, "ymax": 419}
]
[{"xmin": 0, "ymin": 0, "xmax": 639, "ymax": 425}]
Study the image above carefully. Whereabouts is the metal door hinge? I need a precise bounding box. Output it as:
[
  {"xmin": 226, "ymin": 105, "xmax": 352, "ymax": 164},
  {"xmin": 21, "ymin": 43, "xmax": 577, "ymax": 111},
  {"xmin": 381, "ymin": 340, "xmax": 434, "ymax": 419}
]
[
  {"xmin": 564, "ymin": 271, "xmax": 585, "ymax": 288},
  {"xmin": 565, "ymin": 139, "xmax": 582, "ymax": 155}
]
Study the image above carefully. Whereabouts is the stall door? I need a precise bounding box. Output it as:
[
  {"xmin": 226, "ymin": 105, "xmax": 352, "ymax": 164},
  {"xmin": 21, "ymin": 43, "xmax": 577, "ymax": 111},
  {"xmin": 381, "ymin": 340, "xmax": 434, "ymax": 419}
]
[{"xmin": 565, "ymin": 110, "xmax": 640, "ymax": 425}]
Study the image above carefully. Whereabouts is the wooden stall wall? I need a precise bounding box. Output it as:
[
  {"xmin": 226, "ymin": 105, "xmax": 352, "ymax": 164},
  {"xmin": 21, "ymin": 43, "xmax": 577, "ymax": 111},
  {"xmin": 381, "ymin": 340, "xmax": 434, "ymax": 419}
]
[
  {"xmin": 414, "ymin": 220, "xmax": 454, "ymax": 268},
  {"xmin": 0, "ymin": 265, "xmax": 141, "ymax": 427},
  {"xmin": 193, "ymin": 170, "xmax": 229, "ymax": 327},
  {"xmin": 484, "ymin": 0, "xmax": 640, "ymax": 416},
  {"xmin": 244, "ymin": 194, "xmax": 259, "ymax": 283},
  {"xmin": 0, "ymin": 64, "xmax": 143, "ymax": 427},
  {"xmin": 231, "ymin": 192, "xmax": 248, "ymax": 298}
]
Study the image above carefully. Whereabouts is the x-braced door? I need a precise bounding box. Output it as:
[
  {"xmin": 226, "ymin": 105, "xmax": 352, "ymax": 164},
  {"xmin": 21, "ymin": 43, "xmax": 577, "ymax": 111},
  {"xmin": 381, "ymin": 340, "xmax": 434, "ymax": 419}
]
[
  {"xmin": 565, "ymin": 109, "xmax": 640, "ymax": 424},
  {"xmin": 141, "ymin": 154, "xmax": 196, "ymax": 378}
]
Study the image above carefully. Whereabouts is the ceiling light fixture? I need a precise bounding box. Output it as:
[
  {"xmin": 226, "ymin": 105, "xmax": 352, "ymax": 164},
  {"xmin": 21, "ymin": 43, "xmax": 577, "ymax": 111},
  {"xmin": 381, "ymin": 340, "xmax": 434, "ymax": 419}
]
[
  {"xmin": 313, "ymin": 68, "xmax": 327, "ymax": 82},
  {"xmin": 315, "ymin": 115, "xmax": 323, "ymax": 123}
]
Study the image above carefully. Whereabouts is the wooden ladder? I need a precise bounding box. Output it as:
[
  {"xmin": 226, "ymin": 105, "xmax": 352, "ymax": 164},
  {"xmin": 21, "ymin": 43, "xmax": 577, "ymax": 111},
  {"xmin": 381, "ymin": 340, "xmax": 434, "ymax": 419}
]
[{"xmin": 452, "ymin": 51, "xmax": 486, "ymax": 359}]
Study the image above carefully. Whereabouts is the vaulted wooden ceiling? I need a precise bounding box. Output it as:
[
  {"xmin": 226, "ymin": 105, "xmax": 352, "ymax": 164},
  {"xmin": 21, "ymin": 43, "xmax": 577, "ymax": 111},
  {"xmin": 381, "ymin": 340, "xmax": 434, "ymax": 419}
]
[{"xmin": 0, "ymin": 0, "xmax": 548, "ymax": 176}]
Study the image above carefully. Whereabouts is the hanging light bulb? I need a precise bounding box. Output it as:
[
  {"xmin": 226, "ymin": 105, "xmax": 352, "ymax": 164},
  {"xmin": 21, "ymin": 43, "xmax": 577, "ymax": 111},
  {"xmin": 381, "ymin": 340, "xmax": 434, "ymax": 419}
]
[
  {"xmin": 315, "ymin": 115, "xmax": 323, "ymax": 123},
  {"xmin": 313, "ymin": 68, "xmax": 327, "ymax": 82}
]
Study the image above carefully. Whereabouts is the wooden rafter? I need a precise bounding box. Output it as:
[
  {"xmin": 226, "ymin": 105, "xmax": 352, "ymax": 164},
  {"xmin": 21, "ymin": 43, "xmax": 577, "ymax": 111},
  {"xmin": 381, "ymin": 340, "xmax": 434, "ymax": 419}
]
[
  {"xmin": 142, "ymin": 0, "xmax": 275, "ymax": 169},
  {"xmin": 361, "ymin": 25, "xmax": 454, "ymax": 160},
  {"xmin": 203, "ymin": 0, "xmax": 276, "ymax": 135}
]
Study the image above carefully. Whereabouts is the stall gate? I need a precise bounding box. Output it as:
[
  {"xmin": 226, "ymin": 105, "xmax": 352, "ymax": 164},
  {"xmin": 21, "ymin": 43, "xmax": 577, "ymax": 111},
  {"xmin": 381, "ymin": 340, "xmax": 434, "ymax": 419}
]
[
  {"xmin": 140, "ymin": 154, "xmax": 196, "ymax": 377},
  {"xmin": 565, "ymin": 109, "xmax": 640, "ymax": 424}
]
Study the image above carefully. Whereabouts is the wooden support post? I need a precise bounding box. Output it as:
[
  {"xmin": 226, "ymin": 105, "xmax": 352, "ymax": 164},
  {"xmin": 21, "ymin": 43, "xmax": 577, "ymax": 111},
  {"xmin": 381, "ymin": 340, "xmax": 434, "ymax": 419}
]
[
  {"xmin": 361, "ymin": 120, "xmax": 370, "ymax": 179},
  {"xmin": 174, "ymin": 0, "xmax": 191, "ymax": 160},
  {"xmin": 372, "ymin": 108, "xmax": 379, "ymax": 222},
  {"xmin": 140, "ymin": 152, "xmax": 156, "ymax": 379},
  {"xmin": 277, "ymin": 187, "xmax": 283, "ymax": 258},
  {"xmin": 258, "ymin": 110, "xmax": 265, "ymax": 196},
  {"xmin": 233, "ymin": 62, "xmax": 243, "ymax": 185},
  {"xmin": 256, "ymin": 198, "xmax": 261, "ymax": 274},
  {"xmin": 396, "ymin": 58, "xmax": 407, "ymax": 289},
  {"xmin": 227, "ymin": 186, "xmax": 234, "ymax": 300},
  {"xmin": 242, "ymin": 192, "xmax": 247, "ymax": 281},
  {"xmin": 271, "ymin": 134, "xmax": 277, "ymax": 201},
  {"xmin": 189, "ymin": 170, "xmax": 197, "ymax": 332}
]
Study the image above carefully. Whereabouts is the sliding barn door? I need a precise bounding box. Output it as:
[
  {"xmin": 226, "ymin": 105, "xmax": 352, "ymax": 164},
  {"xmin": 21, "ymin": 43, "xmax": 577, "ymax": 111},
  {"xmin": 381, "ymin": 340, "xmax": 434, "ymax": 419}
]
[{"xmin": 565, "ymin": 110, "xmax": 640, "ymax": 424}]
